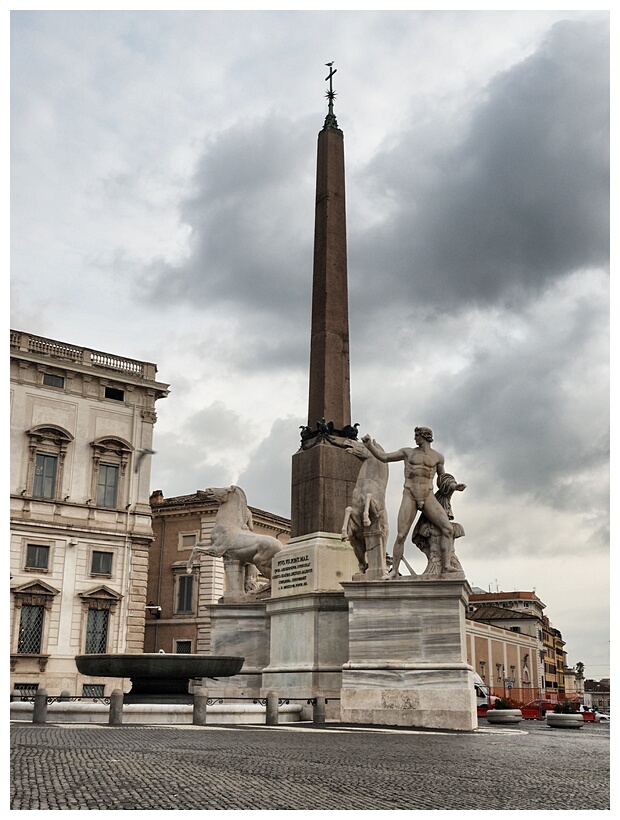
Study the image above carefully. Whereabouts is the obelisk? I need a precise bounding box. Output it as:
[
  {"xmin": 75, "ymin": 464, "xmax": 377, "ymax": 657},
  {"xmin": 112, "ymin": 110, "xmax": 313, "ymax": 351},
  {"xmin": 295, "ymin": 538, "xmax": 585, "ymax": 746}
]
[
  {"xmin": 262, "ymin": 66, "xmax": 359, "ymax": 709},
  {"xmin": 290, "ymin": 63, "xmax": 361, "ymax": 539}
]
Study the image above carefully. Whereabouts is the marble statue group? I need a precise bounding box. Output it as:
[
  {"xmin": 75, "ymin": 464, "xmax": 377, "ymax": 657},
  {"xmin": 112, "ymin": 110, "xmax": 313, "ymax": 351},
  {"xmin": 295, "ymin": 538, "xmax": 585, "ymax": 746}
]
[{"xmin": 187, "ymin": 427, "xmax": 465, "ymax": 593}]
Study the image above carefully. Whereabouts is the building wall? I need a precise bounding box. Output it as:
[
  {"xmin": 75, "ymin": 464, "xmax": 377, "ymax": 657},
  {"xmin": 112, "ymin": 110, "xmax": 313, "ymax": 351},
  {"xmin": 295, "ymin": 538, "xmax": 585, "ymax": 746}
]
[
  {"xmin": 466, "ymin": 620, "xmax": 540, "ymax": 697},
  {"xmin": 145, "ymin": 492, "xmax": 290, "ymax": 654},
  {"xmin": 9, "ymin": 330, "xmax": 168, "ymax": 696}
]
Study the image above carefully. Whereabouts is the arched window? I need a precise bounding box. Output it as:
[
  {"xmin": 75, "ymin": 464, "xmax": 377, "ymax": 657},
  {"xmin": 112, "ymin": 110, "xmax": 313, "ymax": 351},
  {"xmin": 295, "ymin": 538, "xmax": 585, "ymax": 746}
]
[
  {"xmin": 25, "ymin": 425, "xmax": 74, "ymax": 500},
  {"xmin": 89, "ymin": 437, "xmax": 132, "ymax": 509}
]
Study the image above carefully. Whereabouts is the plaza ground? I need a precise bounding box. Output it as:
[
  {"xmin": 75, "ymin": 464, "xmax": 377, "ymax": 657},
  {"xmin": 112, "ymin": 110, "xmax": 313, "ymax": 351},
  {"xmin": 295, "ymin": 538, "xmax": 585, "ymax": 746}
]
[{"xmin": 10, "ymin": 718, "xmax": 610, "ymax": 811}]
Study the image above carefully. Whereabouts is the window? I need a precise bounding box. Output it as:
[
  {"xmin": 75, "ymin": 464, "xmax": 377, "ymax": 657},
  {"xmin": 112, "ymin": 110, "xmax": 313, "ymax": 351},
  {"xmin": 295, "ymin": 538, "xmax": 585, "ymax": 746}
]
[
  {"xmin": 17, "ymin": 604, "xmax": 44, "ymax": 654},
  {"xmin": 104, "ymin": 386, "xmax": 124, "ymax": 401},
  {"xmin": 91, "ymin": 551, "xmax": 113, "ymax": 575},
  {"xmin": 175, "ymin": 640, "xmax": 192, "ymax": 654},
  {"xmin": 97, "ymin": 463, "xmax": 119, "ymax": 507},
  {"xmin": 82, "ymin": 684, "xmax": 105, "ymax": 698},
  {"xmin": 90, "ymin": 438, "xmax": 131, "ymax": 510},
  {"xmin": 85, "ymin": 608, "xmax": 109, "ymax": 653},
  {"xmin": 13, "ymin": 683, "xmax": 38, "ymax": 699},
  {"xmin": 43, "ymin": 373, "xmax": 64, "ymax": 388},
  {"xmin": 25, "ymin": 544, "xmax": 50, "ymax": 570},
  {"xmin": 26, "ymin": 426, "xmax": 73, "ymax": 500},
  {"xmin": 33, "ymin": 453, "xmax": 58, "ymax": 499},
  {"xmin": 510, "ymin": 626, "xmax": 521, "ymax": 633},
  {"xmin": 180, "ymin": 533, "xmax": 197, "ymax": 549},
  {"xmin": 177, "ymin": 575, "xmax": 193, "ymax": 613}
]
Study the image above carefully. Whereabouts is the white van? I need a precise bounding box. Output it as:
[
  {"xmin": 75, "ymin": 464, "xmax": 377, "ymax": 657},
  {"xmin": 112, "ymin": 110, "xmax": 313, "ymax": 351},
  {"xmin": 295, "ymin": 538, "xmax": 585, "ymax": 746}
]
[{"xmin": 473, "ymin": 672, "xmax": 496, "ymax": 707}]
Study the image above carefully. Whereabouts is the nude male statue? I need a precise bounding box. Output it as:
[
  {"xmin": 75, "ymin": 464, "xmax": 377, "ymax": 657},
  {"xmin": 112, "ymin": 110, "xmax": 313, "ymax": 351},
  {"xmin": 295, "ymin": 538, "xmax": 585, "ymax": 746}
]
[{"xmin": 362, "ymin": 427, "xmax": 465, "ymax": 579}]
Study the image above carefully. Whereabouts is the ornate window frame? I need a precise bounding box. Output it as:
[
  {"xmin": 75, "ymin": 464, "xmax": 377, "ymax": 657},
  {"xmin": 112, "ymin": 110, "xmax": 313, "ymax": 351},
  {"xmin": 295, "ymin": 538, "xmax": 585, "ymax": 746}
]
[
  {"xmin": 78, "ymin": 586, "xmax": 122, "ymax": 654},
  {"xmin": 25, "ymin": 425, "xmax": 74, "ymax": 500},
  {"xmin": 89, "ymin": 437, "xmax": 132, "ymax": 509},
  {"xmin": 10, "ymin": 580, "xmax": 59, "ymax": 671},
  {"xmin": 172, "ymin": 562, "xmax": 196, "ymax": 616}
]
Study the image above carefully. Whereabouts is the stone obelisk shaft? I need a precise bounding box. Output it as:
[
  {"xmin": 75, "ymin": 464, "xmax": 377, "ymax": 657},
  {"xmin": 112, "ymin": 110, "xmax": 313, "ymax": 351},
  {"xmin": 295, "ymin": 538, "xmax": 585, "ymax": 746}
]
[
  {"xmin": 307, "ymin": 125, "xmax": 351, "ymax": 430},
  {"xmin": 290, "ymin": 109, "xmax": 360, "ymax": 539}
]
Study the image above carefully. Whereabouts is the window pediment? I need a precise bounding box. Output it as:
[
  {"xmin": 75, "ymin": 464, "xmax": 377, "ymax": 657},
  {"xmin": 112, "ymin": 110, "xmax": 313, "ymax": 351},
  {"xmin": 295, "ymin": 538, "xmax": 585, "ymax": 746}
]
[
  {"xmin": 27, "ymin": 425, "xmax": 74, "ymax": 446},
  {"xmin": 79, "ymin": 585, "xmax": 122, "ymax": 602},
  {"xmin": 11, "ymin": 580, "xmax": 60, "ymax": 597},
  {"xmin": 90, "ymin": 436, "xmax": 133, "ymax": 456}
]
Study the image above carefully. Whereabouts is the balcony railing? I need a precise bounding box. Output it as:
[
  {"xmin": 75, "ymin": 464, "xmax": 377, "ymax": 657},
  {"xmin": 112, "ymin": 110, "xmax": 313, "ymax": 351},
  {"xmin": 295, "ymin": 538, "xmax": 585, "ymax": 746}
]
[{"xmin": 10, "ymin": 330, "xmax": 158, "ymax": 380}]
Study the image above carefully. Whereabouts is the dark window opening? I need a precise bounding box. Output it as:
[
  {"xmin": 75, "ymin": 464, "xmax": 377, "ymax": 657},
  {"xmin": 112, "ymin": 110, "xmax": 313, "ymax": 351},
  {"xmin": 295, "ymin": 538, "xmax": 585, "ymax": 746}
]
[
  {"xmin": 33, "ymin": 453, "xmax": 58, "ymax": 499},
  {"xmin": 91, "ymin": 551, "xmax": 113, "ymax": 575},
  {"xmin": 17, "ymin": 605, "xmax": 44, "ymax": 654},
  {"xmin": 43, "ymin": 373, "xmax": 65, "ymax": 388},
  {"xmin": 82, "ymin": 684, "xmax": 105, "ymax": 698},
  {"xmin": 97, "ymin": 463, "xmax": 119, "ymax": 507},
  {"xmin": 104, "ymin": 386, "xmax": 124, "ymax": 401},
  {"xmin": 25, "ymin": 544, "xmax": 50, "ymax": 570},
  {"xmin": 85, "ymin": 608, "xmax": 109, "ymax": 654},
  {"xmin": 177, "ymin": 575, "xmax": 193, "ymax": 613}
]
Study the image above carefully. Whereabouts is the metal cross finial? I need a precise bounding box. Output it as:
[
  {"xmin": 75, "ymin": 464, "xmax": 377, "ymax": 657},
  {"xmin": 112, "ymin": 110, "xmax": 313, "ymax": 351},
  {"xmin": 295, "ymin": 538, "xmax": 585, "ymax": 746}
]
[{"xmin": 323, "ymin": 62, "xmax": 339, "ymax": 130}]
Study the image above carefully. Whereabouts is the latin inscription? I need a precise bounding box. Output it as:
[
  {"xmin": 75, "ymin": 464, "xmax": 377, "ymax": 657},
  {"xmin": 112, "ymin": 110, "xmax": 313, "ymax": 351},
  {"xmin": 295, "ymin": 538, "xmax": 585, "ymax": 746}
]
[{"xmin": 273, "ymin": 554, "xmax": 313, "ymax": 590}]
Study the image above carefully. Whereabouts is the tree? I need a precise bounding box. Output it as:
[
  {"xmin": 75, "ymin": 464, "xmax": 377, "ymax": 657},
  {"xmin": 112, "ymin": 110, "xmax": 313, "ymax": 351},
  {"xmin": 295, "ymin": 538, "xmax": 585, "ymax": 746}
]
[{"xmin": 575, "ymin": 661, "xmax": 585, "ymax": 678}]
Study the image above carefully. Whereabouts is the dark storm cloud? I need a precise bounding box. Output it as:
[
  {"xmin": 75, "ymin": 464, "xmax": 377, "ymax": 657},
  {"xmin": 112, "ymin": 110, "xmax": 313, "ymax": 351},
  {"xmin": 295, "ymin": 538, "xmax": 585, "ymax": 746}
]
[
  {"xmin": 351, "ymin": 18, "xmax": 609, "ymax": 312},
  {"xmin": 142, "ymin": 115, "xmax": 316, "ymax": 326}
]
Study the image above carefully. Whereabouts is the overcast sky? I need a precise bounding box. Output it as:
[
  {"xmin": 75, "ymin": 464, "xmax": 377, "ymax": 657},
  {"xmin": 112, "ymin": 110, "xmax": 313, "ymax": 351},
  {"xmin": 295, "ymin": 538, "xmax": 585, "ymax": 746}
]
[{"xmin": 10, "ymin": 8, "xmax": 610, "ymax": 679}]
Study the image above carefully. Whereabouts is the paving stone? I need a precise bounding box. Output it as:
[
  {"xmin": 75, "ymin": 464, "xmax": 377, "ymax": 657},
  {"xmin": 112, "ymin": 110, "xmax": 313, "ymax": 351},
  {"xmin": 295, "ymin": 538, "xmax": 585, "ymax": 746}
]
[{"xmin": 10, "ymin": 719, "xmax": 610, "ymax": 810}]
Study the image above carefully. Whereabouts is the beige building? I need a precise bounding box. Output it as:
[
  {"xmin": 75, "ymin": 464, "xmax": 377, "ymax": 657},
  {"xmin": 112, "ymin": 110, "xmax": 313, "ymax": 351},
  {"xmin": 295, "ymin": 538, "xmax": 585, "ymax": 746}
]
[
  {"xmin": 465, "ymin": 589, "xmax": 572, "ymax": 700},
  {"xmin": 145, "ymin": 490, "xmax": 290, "ymax": 654},
  {"xmin": 9, "ymin": 330, "xmax": 169, "ymax": 697}
]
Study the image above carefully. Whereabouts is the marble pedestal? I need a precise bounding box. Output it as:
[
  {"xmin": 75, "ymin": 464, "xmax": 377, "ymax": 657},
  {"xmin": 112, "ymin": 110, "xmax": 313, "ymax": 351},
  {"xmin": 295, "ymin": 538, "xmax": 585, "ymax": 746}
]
[
  {"xmin": 261, "ymin": 532, "xmax": 358, "ymax": 717},
  {"xmin": 204, "ymin": 601, "xmax": 269, "ymax": 697},
  {"xmin": 340, "ymin": 578, "xmax": 476, "ymax": 731}
]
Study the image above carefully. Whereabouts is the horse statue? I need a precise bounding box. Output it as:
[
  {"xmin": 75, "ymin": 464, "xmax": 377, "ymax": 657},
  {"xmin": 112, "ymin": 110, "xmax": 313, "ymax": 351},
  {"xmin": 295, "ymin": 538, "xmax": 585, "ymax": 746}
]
[
  {"xmin": 341, "ymin": 439, "xmax": 389, "ymax": 580},
  {"xmin": 186, "ymin": 485, "xmax": 284, "ymax": 598}
]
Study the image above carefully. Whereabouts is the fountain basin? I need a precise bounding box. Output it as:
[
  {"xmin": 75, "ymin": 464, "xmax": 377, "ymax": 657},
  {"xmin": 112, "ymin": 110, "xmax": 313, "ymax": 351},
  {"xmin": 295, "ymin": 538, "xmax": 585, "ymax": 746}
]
[{"xmin": 76, "ymin": 654, "xmax": 244, "ymax": 701}]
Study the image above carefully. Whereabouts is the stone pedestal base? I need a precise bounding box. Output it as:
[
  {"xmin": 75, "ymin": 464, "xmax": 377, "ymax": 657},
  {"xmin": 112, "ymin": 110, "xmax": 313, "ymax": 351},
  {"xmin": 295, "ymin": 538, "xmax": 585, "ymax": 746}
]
[
  {"xmin": 340, "ymin": 578, "xmax": 476, "ymax": 731},
  {"xmin": 204, "ymin": 601, "xmax": 269, "ymax": 697},
  {"xmin": 261, "ymin": 590, "xmax": 351, "ymax": 717}
]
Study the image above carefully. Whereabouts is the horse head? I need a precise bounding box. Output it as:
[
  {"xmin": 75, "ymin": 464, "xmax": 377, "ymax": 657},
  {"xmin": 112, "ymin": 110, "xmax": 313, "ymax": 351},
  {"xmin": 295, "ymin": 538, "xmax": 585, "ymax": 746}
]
[{"xmin": 208, "ymin": 485, "xmax": 250, "ymax": 529}]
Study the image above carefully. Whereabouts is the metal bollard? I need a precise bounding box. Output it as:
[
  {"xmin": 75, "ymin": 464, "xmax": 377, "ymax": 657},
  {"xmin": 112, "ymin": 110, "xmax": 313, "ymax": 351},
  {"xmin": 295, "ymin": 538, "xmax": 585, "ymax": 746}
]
[
  {"xmin": 193, "ymin": 688, "xmax": 208, "ymax": 725},
  {"xmin": 313, "ymin": 696, "xmax": 326, "ymax": 725},
  {"xmin": 109, "ymin": 689, "xmax": 124, "ymax": 725},
  {"xmin": 33, "ymin": 688, "xmax": 48, "ymax": 724},
  {"xmin": 266, "ymin": 691, "xmax": 279, "ymax": 725}
]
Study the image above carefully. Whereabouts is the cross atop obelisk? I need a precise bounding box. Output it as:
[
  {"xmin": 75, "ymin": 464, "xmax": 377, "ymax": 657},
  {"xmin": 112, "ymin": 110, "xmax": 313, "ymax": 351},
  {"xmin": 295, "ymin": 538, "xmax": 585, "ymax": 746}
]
[{"xmin": 290, "ymin": 64, "xmax": 360, "ymax": 538}]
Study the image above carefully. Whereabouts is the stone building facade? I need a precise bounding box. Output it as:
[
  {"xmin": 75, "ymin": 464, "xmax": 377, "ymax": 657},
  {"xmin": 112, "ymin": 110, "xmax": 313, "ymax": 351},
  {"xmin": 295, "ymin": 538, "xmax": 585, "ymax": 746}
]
[
  {"xmin": 9, "ymin": 330, "xmax": 169, "ymax": 696},
  {"xmin": 465, "ymin": 589, "xmax": 570, "ymax": 698},
  {"xmin": 145, "ymin": 490, "xmax": 290, "ymax": 654}
]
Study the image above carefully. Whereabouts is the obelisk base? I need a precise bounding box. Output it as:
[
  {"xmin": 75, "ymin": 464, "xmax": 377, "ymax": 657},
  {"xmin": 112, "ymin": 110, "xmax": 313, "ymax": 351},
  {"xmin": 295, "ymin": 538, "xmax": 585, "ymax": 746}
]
[
  {"xmin": 260, "ymin": 532, "xmax": 356, "ymax": 718},
  {"xmin": 340, "ymin": 578, "xmax": 477, "ymax": 730},
  {"xmin": 204, "ymin": 601, "xmax": 269, "ymax": 697}
]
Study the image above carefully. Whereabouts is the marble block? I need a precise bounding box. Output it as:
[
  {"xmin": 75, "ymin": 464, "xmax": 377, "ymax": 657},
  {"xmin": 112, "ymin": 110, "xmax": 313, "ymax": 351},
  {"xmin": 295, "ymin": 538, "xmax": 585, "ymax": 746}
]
[
  {"xmin": 204, "ymin": 601, "xmax": 269, "ymax": 696},
  {"xmin": 271, "ymin": 531, "xmax": 359, "ymax": 598},
  {"xmin": 340, "ymin": 578, "xmax": 477, "ymax": 730},
  {"xmin": 261, "ymin": 590, "xmax": 350, "ymax": 713}
]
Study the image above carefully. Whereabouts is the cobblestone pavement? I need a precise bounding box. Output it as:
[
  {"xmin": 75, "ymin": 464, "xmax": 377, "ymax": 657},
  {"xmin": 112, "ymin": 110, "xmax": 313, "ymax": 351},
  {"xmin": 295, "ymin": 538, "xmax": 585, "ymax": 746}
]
[{"xmin": 11, "ymin": 719, "xmax": 610, "ymax": 811}]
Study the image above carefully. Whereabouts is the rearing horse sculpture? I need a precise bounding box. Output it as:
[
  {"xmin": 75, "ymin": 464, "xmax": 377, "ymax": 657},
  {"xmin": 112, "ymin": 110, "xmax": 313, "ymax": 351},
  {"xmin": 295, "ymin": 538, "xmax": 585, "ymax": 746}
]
[
  {"xmin": 186, "ymin": 485, "xmax": 283, "ymax": 597},
  {"xmin": 341, "ymin": 439, "xmax": 389, "ymax": 579}
]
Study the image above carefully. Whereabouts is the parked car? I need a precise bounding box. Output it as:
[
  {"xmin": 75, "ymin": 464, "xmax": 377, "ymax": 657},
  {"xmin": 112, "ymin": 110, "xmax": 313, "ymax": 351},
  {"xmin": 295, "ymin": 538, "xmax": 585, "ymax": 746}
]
[
  {"xmin": 595, "ymin": 711, "xmax": 610, "ymax": 722},
  {"xmin": 520, "ymin": 699, "xmax": 560, "ymax": 719}
]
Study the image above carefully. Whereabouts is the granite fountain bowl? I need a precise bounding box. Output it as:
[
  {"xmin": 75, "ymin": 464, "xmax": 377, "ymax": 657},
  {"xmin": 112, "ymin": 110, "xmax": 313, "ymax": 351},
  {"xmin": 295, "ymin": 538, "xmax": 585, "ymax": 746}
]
[
  {"xmin": 76, "ymin": 653, "xmax": 244, "ymax": 680},
  {"xmin": 75, "ymin": 653, "xmax": 245, "ymax": 700}
]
